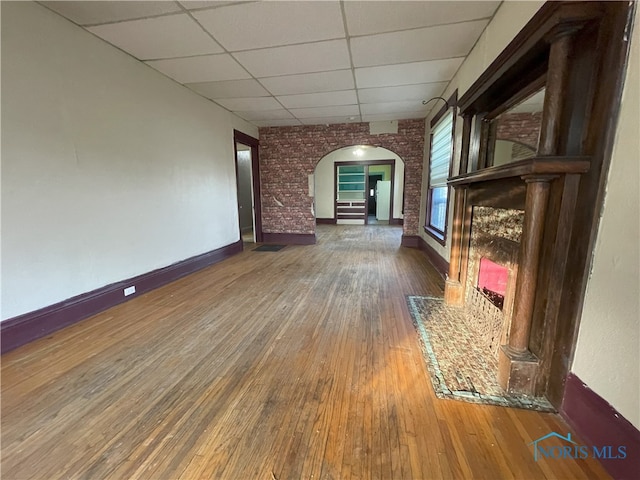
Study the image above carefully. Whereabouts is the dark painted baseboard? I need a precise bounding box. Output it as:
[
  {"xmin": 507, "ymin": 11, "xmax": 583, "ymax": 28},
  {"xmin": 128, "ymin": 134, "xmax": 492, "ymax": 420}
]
[
  {"xmin": 1, "ymin": 240, "xmax": 243, "ymax": 354},
  {"xmin": 316, "ymin": 218, "xmax": 401, "ymax": 226},
  {"xmin": 400, "ymin": 235, "xmax": 420, "ymax": 248},
  {"xmin": 262, "ymin": 232, "xmax": 316, "ymax": 245},
  {"xmin": 316, "ymin": 218, "xmax": 336, "ymax": 225},
  {"xmin": 418, "ymin": 236, "xmax": 449, "ymax": 279},
  {"xmin": 561, "ymin": 373, "xmax": 640, "ymax": 479}
]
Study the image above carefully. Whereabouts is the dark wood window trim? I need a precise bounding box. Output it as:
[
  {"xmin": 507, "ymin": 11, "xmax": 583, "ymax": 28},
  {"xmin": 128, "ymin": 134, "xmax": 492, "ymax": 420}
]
[{"xmin": 424, "ymin": 90, "xmax": 458, "ymax": 246}]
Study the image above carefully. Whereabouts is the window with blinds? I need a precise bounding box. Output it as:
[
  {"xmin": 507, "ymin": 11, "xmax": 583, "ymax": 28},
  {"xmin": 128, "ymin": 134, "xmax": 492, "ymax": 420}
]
[{"xmin": 426, "ymin": 110, "xmax": 454, "ymax": 238}]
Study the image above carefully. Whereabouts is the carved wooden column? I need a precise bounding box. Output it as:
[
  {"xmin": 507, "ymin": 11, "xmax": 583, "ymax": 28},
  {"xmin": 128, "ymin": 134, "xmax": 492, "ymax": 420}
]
[
  {"xmin": 538, "ymin": 30, "xmax": 574, "ymax": 155},
  {"xmin": 497, "ymin": 23, "xmax": 581, "ymax": 396},
  {"xmin": 498, "ymin": 174, "xmax": 556, "ymax": 394},
  {"xmin": 444, "ymin": 187, "xmax": 467, "ymax": 305}
]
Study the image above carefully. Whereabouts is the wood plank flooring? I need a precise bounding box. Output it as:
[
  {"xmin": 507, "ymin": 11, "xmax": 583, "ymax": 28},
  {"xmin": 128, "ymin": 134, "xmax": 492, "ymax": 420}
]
[{"xmin": 1, "ymin": 225, "xmax": 610, "ymax": 479}]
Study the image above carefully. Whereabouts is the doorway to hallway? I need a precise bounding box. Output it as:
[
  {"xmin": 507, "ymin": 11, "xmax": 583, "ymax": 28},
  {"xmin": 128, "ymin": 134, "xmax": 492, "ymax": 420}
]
[{"xmin": 234, "ymin": 130, "xmax": 262, "ymax": 245}]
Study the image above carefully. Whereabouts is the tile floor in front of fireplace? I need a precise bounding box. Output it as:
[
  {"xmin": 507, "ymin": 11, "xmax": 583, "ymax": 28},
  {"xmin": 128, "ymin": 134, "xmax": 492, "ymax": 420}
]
[{"xmin": 407, "ymin": 295, "xmax": 555, "ymax": 412}]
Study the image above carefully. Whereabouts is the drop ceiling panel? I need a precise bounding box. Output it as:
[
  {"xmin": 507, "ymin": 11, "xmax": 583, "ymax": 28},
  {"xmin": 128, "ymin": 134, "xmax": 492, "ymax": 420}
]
[
  {"xmin": 259, "ymin": 70, "xmax": 355, "ymax": 96},
  {"xmin": 43, "ymin": 1, "xmax": 497, "ymax": 127},
  {"xmin": 146, "ymin": 54, "xmax": 250, "ymax": 83},
  {"xmin": 233, "ymin": 40, "xmax": 351, "ymax": 78},
  {"xmin": 300, "ymin": 116, "xmax": 361, "ymax": 126},
  {"xmin": 362, "ymin": 113, "xmax": 425, "ymax": 122},
  {"xmin": 360, "ymin": 101, "xmax": 426, "ymax": 115},
  {"xmin": 277, "ymin": 90, "xmax": 357, "ymax": 109},
  {"xmin": 235, "ymin": 109, "xmax": 295, "ymax": 121},
  {"xmin": 289, "ymin": 105, "xmax": 360, "ymax": 119},
  {"xmin": 180, "ymin": 1, "xmax": 250, "ymax": 10},
  {"xmin": 355, "ymin": 58, "xmax": 464, "ymax": 89},
  {"xmin": 215, "ymin": 96, "xmax": 282, "ymax": 111},
  {"xmin": 193, "ymin": 1, "xmax": 345, "ymax": 51},
  {"xmin": 88, "ymin": 14, "xmax": 223, "ymax": 60},
  {"xmin": 252, "ymin": 119, "xmax": 303, "ymax": 127},
  {"xmin": 41, "ymin": 1, "xmax": 182, "ymax": 26},
  {"xmin": 185, "ymin": 79, "xmax": 270, "ymax": 99},
  {"xmin": 358, "ymin": 82, "xmax": 448, "ymax": 104},
  {"xmin": 344, "ymin": 1, "xmax": 500, "ymax": 36},
  {"xmin": 350, "ymin": 20, "xmax": 489, "ymax": 68}
]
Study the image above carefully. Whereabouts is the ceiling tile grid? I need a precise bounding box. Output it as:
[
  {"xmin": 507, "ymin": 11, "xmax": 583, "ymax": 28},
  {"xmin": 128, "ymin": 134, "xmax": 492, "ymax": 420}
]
[{"xmin": 40, "ymin": 0, "xmax": 501, "ymax": 126}]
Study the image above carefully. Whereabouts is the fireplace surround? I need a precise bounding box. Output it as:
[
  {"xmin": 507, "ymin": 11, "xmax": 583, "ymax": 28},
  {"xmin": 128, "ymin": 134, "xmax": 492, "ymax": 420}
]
[
  {"xmin": 463, "ymin": 207, "xmax": 522, "ymax": 360},
  {"xmin": 441, "ymin": 1, "xmax": 634, "ymax": 405}
]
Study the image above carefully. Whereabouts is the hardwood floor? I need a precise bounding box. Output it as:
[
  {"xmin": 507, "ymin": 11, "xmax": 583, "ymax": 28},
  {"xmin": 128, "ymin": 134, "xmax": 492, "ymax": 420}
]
[{"xmin": 1, "ymin": 225, "xmax": 609, "ymax": 479}]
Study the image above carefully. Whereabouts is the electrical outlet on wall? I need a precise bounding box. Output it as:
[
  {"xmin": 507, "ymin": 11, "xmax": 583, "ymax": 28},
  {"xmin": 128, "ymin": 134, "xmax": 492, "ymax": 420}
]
[{"xmin": 124, "ymin": 286, "xmax": 136, "ymax": 296}]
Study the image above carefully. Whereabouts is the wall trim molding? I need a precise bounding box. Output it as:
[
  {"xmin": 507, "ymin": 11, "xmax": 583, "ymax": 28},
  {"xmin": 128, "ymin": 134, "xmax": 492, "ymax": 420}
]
[
  {"xmin": 1, "ymin": 240, "xmax": 243, "ymax": 354},
  {"xmin": 390, "ymin": 218, "xmax": 404, "ymax": 226},
  {"xmin": 316, "ymin": 218, "xmax": 336, "ymax": 225},
  {"xmin": 561, "ymin": 373, "xmax": 640, "ymax": 479},
  {"xmin": 400, "ymin": 235, "xmax": 420, "ymax": 248},
  {"xmin": 262, "ymin": 233, "xmax": 316, "ymax": 245},
  {"xmin": 418, "ymin": 236, "xmax": 449, "ymax": 279}
]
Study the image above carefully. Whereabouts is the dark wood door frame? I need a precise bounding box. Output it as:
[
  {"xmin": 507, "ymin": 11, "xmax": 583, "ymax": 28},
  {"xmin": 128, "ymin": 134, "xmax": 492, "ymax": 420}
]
[
  {"xmin": 233, "ymin": 130, "xmax": 263, "ymax": 244},
  {"xmin": 334, "ymin": 159, "xmax": 396, "ymax": 225}
]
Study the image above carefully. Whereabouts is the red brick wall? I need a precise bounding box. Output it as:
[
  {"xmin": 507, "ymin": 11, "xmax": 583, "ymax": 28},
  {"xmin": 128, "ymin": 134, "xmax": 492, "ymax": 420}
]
[
  {"xmin": 496, "ymin": 112, "xmax": 542, "ymax": 149},
  {"xmin": 258, "ymin": 119, "xmax": 425, "ymax": 236}
]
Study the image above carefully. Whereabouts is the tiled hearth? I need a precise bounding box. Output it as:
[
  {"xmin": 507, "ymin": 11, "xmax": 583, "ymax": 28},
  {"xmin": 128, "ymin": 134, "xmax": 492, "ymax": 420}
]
[{"xmin": 407, "ymin": 295, "xmax": 554, "ymax": 411}]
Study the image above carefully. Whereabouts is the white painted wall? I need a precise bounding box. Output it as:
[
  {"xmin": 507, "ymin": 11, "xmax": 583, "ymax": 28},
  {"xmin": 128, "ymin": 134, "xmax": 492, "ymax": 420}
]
[
  {"xmin": 314, "ymin": 146, "xmax": 405, "ymax": 220},
  {"xmin": 571, "ymin": 19, "xmax": 640, "ymax": 429},
  {"xmin": 0, "ymin": 2, "xmax": 258, "ymax": 320},
  {"xmin": 420, "ymin": 0, "xmax": 545, "ymax": 259}
]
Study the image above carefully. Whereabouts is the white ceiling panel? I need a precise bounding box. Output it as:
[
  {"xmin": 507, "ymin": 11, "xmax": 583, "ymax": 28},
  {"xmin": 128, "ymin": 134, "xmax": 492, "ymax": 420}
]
[
  {"xmin": 277, "ymin": 90, "xmax": 357, "ymax": 109},
  {"xmin": 193, "ymin": 1, "xmax": 344, "ymax": 52},
  {"xmin": 233, "ymin": 40, "xmax": 351, "ymax": 78},
  {"xmin": 360, "ymin": 101, "xmax": 426, "ymax": 115},
  {"xmin": 44, "ymin": 0, "xmax": 500, "ymax": 127},
  {"xmin": 88, "ymin": 14, "xmax": 223, "ymax": 60},
  {"xmin": 358, "ymin": 82, "xmax": 448, "ymax": 104},
  {"xmin": 300, "ymin": 116, "xmax": 361, "ymax": 125},
  {"xmin": 351, "ymin": 20, "xmax": 489, "ymax": 68},
  {"xmin": 41, "ymin": 1, "xmax": 182, "ymax": 26},
  {"xmin": 344, "ymin": 1, "xmax": 500, "ymax": 36},
  {"xmin": 185, "ymin": 79, "xmax": 270, "ymax": 99},
  {"xmin": 289, "ymin": 105, "xmax": 360, "ymax": 119},
  {"xmin": 146, "ymin": 54, "xmax": 250, "ymax": 83},
  {"xmin": 235, "ymin": 109, "xmax": 295, "ymax": 121},
  {"xmin": 180, "ymin": 1, "xmax": 253, "ymax": 10},
  {"xmin": 252, "ymin": 119, "xmax": 303, "ymax": 127},
  {"xmin": 215, "ymin": 96, "xmax": 282, "ymax": 111},
  {"xmin": 362, "ymin": 113, "xmax": 425, "ymax": 122},
  {"xmin": 259, "ymin": 70, "xmax": 355, "ymax": 96},
  {"xmin": 355, "ymin": 58, "xmax": 464, "ymax": 89}
]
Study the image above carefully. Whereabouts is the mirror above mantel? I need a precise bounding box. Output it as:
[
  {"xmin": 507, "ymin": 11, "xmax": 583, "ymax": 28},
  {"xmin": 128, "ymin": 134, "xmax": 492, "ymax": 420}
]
[{"xmin": 488, "ymin": 88, "xmax": 545, "ymax": 168}]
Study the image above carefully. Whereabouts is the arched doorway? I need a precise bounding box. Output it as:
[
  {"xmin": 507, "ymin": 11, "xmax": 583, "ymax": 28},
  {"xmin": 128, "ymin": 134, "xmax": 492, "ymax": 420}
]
[{"xmin": 314, "ymin": 146, "xmax": 406, "ymax": 225}]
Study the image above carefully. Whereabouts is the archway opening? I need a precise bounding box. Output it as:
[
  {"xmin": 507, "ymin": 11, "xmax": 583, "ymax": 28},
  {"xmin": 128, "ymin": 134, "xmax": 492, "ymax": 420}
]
[{"xmin": 314, "ymin": 145, "xmax": 406, "ymax": 226}]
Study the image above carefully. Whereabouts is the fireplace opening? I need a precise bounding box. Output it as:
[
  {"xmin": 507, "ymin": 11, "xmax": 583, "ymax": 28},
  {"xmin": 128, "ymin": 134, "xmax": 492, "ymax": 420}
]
[{"xmin": 477, "ymin": 257, "xmax": 508, "ymax": 310}]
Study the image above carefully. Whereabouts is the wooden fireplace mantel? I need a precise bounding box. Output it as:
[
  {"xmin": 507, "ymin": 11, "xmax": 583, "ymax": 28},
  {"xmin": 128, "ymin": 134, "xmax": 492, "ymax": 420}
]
[
  {"xmin": 447, "ymin": 156, "xmax": 591, "ymax": 188},
  {"xmin": 444, "ymin": 156, "xmax": 591, "ymax": 395},
  {"xmin": 438, "ymin": 0, "xmax": 633, "ymax": 404}
]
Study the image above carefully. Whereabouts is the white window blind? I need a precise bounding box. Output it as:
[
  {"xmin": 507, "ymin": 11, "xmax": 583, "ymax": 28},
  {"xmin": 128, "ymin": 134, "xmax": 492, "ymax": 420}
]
[{"xmin": 429, "ymin": 112, "xmax": 453, "ymax": 187}]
